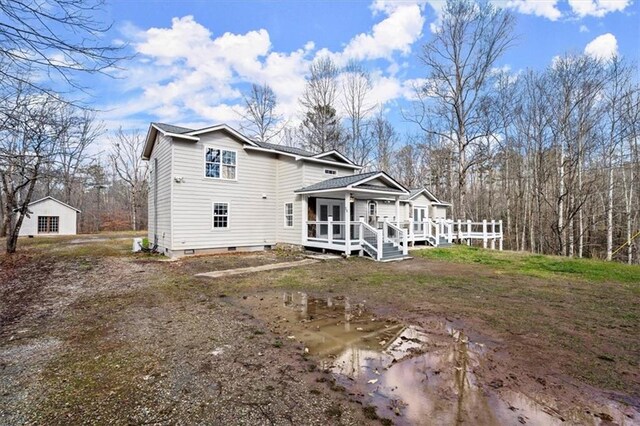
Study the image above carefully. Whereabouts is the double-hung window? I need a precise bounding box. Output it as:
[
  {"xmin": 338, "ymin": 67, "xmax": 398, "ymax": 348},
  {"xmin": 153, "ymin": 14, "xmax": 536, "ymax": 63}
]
[
  {"xmin": 213, "ymin": 203, "xmax": 229, "ymax": 228},
  {"xmin": 284, "ymin": 203, "xmax": 294, "ymax": 228},
  {"xmin": 205, "ymin": 148, "xmax": 236, "ymax": 180}
]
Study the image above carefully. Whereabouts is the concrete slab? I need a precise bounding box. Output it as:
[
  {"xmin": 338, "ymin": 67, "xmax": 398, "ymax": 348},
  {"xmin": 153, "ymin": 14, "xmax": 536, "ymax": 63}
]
[
  {"xmin": 304, "ymin": 253, "xmax": 342, "ymax": 260},
  {"xmin": 195, "ymin": 259, "xmax": 318, "ymax": 279}
]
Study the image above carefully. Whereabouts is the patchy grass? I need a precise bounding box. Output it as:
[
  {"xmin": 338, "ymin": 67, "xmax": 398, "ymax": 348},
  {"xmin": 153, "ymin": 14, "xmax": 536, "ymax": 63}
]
[
  {"xmin": 3, "ymin": 234, "xmax": 639, "ymax": 414},
  {"xmin": 208, "ymin": 252, "xmax": 640, "ymax": 396},
  {"xmin": 417, "ymin": 245, "xmax": 640, "ymax": 284}
]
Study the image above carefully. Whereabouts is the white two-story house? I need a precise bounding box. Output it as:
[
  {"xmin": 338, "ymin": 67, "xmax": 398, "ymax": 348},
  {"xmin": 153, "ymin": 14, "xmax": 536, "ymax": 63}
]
[{"xmin": 142, "ymin": 123, "xmax": 502, "ymax": 261}]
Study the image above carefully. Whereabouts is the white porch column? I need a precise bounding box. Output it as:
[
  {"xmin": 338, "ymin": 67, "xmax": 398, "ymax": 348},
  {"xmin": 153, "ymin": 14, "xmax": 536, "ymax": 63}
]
[
  {"xmin": 409, "ymin": 202, "xmax": 414, "ymax": 244},
  {"xmin": 301, "ymin": 195, "xmax": 308, "ymax": 245},
  {"xmin": 344, "ymin": 192, "xmax": 351, "ymax": 257},
  {"xmin": 395, "ymin": 196, "xmax": 400, "ymax": 227}
]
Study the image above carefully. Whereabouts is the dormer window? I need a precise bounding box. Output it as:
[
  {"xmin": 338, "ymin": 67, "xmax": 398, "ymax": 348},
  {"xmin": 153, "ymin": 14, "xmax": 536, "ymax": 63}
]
[
  {"xmin": 205, "ymin": 148, "xmax": 237, "ymax": 180},
  {"xmin": 324, "ymin": 168, "xmax": 337, "ymax": 175}
]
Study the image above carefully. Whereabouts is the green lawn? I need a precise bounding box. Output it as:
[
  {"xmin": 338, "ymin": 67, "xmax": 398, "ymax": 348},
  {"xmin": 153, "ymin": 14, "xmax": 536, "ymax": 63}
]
[{"xmin": 417, "ymin": 245, "xmax": 640, "ymax": 285}]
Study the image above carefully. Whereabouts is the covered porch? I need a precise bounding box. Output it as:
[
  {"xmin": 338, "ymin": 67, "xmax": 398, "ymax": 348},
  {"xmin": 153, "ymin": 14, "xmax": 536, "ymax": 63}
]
[{"xmin": 295, "ymin": 172, "xmax": 411, "ymax": 261}]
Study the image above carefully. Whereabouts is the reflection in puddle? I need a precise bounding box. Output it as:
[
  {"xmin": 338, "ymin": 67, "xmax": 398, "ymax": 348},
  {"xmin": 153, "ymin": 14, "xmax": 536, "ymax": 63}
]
[{"xmin": 247, "ymin": 292, "xmax": 631, "ymax": 425}]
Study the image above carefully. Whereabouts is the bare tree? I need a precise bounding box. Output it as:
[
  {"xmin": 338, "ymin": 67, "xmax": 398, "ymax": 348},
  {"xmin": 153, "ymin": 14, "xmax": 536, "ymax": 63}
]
[
  {"xmin": 408, "ymin": 0, "xmax": 516, "ymax": 218},
  {"xmin": 240, "ymin": 83, "xmax": 283, "ymax": 143},
  {"xmin": 370, "ymin": 112, "xmax": 397, "ymax": 172},
  {"xmin": 299, "ymin": 56, "xmax": 344, "ymax": 153},
  {"xmin": 57, "ymin": 109, "xmax": 103, "ymax": 205},
  {"xmin": 109, "ymin": 128, "xmax": 149, "ymax": 231},
  {"xmin": 0, "ymin": 88, "xmax": 66, "ymax": 253},
  {"xmin": 0, "ymin": 0, "xmax": 124, "ymax": 95},
  {"xmin": 342, "ymin": 61, "xmax": 375, "ymax": 166}
]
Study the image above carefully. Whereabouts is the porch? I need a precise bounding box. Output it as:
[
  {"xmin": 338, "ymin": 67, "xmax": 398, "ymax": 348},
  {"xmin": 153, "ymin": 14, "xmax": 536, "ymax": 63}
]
[{"xmin": 295, "ymin": 172, "xmax": 504, "ymax": 261}]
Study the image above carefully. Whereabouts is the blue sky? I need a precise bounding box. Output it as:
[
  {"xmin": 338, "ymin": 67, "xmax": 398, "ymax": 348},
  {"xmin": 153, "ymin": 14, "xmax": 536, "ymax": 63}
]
[{"xmin": 91, "ymin": 0, "xmax": 639, "ymax": 134}]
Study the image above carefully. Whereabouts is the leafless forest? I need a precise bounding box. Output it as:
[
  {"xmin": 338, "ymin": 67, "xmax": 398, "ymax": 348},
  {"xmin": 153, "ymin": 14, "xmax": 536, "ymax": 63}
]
[{"xmin": 1, "ymin": 0, "xmax": 638, "ymax": 261}]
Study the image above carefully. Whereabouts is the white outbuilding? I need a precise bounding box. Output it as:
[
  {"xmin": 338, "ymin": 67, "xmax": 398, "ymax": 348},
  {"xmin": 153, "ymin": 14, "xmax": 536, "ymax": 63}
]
[{"xmin": 19, "ymin": 196, "xmax": 80, "ymax": 236}]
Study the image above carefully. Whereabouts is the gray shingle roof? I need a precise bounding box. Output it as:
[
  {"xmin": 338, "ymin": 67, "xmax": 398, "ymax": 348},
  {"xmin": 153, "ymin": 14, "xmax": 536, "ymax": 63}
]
[
  {"xmin": 295, "ymin": 171, "xmax": 399, "ymax": 193},
  {"xmin": 153, "ymin": 122, "xmax": 194, "ymax": 134},
  {"xmin": 254, "ymin": 141, "xmax": 316, "ymax": 157},
  {"xmin": 400, "ymin": 188, "xmax": 425, "ymax": 200}
]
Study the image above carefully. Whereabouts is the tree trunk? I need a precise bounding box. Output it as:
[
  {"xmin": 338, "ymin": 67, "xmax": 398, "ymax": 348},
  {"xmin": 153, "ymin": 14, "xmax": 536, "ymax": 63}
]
[{"xmin": 606, "ymin": 161, "xmax": 614, "ymax": 261}]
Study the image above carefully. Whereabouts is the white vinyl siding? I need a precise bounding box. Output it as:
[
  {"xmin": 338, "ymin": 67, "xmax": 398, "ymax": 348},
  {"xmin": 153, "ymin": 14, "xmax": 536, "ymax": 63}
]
[
  {"xmin": 275, "ymin": 157, "xmax": 304, "ymax": 244},
  {"xmin": 302, "ymin": 162, "xmax": 355, "ymax": 186},
  {"xmin": 171, "ymin": 132, "xmax": 277, "ymax": 251},
  {"xmin": 147, "ymin": 133, "xmax": 172, "ymax": 251}
]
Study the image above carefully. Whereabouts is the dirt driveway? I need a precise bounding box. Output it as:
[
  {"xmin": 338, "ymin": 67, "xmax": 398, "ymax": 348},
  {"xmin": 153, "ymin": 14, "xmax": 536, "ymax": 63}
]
[{"xmin": 0, "ymin": 235, "xmax": 638, "ymax": 425}]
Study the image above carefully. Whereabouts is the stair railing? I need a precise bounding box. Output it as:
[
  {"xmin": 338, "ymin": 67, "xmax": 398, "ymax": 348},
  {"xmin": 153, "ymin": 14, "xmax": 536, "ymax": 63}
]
[
  {"xmin": 384, "ymin": 219, "xmax": 408, "ymax": 255},
  {"xmin": 359, "ymin": 219, "xmax": 382, "ymax": 261}
]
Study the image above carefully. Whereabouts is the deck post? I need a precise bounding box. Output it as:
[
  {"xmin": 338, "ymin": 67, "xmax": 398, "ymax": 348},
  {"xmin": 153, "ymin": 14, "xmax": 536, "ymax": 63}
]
[
  {"xmin": 409, "ymin": 203, "xmax": 415, "ymax": 245},
  {"xmin": 491, "ymin": 219, "xmax": 496, "ymax": 250},
  {"xmin": 402, "ymin": 229, "xmax": 408, "ymax": 255},
  {"xmin": 344, "ymin": 192, "xmax": 351, "ymax": 257},
  {"xmin": 499, "ymin": 219, "xmax": 504, "ymax": 251},
  {"xmin": 435, "ymin": 219, "xmax": 440, "ymax": 246},
  {"xmin": 395, "ymin": 196, "xmax": 400, "ymax": 227},
  {"xmin": 457, "ymin": 219, "xmax": 462, "ymax": 240},
  {"xmin": 448, "ymin": 220, "xmax": 453, "ymax": 243},
  {"xmin": 358, "ymin": 218, "xmax": 365, "ymax": 256},
  {"xmin": 467, "ymin": 220, "xmax": 472, "ymax": 246},
  {"xmin": 301, "ymin": 195, "xmax": 308, "ymax": 245},
  {"xmin": 328, "ymin": 216, "xmax": 333, "ymax": 246},
  {"xmin": 482, "ymin": 219, "xmax": 488, "ymax": 249},
  {"xmin": 377, "ymin": 222, "xmax": 383, "ymax": 261}
]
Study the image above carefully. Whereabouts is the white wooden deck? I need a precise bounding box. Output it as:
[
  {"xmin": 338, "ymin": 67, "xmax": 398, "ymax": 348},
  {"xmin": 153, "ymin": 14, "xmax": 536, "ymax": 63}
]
[{"xmin": 304, "ymin": 218, "xmax": 504, "ymax": 261}]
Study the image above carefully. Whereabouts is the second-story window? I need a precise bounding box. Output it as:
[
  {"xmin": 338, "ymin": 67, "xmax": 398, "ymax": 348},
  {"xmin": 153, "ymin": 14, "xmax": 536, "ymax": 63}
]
[
  {"xmin": 205, "ymin": 148, "xmax": 237, "ymax": 180},
  {"xmin": 324, "ymin": 168, "xmax": 337, "ymax": 175}
]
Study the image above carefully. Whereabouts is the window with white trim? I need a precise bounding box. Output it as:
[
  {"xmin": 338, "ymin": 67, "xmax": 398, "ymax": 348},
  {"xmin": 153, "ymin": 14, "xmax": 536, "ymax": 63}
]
[
  {"xmin": 284, "ymin": 203, "xmax": 294, "ymax": 227},
  {"xmin": 212, "ymin": 203, "xmax": 229, "ymax": 228},
  {"xmin": 324, "ymin": 168, "xmax": 337, "ymax": 175},
  {"xmin": 205, "ymin": 148, "xmax": 236, "ymax": 180},
  {"xmin": 368, "ymin": 201, "xmax": 377, "ymax": 216}
]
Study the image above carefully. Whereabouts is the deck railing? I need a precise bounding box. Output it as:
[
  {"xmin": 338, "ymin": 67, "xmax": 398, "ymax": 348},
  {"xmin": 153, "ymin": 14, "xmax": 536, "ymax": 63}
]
[{"xmin": 305, "ymin": 217, "xmax": 504, "ymax": 253}]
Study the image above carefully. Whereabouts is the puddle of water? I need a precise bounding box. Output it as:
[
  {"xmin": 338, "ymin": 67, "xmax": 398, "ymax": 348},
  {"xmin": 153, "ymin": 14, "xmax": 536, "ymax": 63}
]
[{"xmin": 243, "ymin": 292, "xmax": 632, "ymax": 425}]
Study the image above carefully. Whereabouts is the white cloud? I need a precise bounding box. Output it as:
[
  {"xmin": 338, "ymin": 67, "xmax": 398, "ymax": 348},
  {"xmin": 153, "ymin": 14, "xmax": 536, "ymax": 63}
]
[
  {"xmin": 584, "ymin": 33, "xmax": 618, "ymax": 60},
  {"xmin": 579, "ymin": 24, "xmax": 589, "ymax": 33},
  {"xmin": 342, "ymin": 3, "xmax": 424, "ymax": 61},
  {"xmin": 501, "ymin": 0, "xmax": 562, "ymax": 21},
  {"xmin": 568, "ymin": 0, "xmax": 631, "ymax": 17},
  {"xmin": 102, "ymin": 2, "xmax": 430, "ymax": 133}
]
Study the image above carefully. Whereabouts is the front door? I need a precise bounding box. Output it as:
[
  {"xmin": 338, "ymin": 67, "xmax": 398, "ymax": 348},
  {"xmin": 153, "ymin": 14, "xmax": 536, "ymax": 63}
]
[
  {"xmin": 413, "ymin": 206, "xmax": 427, "ymax": 232},
  {"xmin": 317, "ymin": 199, "xmax": 344, "ymax": 239}
]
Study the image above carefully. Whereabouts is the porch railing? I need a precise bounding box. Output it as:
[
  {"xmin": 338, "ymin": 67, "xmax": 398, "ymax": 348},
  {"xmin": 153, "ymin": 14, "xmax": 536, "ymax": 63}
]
[{"xmin": 383, "ymin": 220, "xmax": 408, "ymax": 255}]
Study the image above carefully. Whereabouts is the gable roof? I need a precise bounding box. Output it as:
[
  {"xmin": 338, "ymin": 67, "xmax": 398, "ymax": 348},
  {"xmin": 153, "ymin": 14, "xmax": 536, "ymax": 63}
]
[
  {"xmin": 142, "ymin": 122, "xmax": 360, "ymax": 168},
  {"xmin": 312, "ymin": 150, "xmax": 356, "ymax": 166},
  {"xmin": 295, "ymin": 171, "xmax": 408, "ymax": 194},
  {"xmin": 29, "ymin": 196, "xmax": 81, "ymax": 212},
  {"xmin": 153, "ymin": 123, "xmax": 193, "ymax": 134},
  {"xmin": 400, "ymin": 187, "xmax": 452, "ymax": 206},
  {"xmin": 254, "ymin": 141, "xmax": 316, "ymax": 157}
]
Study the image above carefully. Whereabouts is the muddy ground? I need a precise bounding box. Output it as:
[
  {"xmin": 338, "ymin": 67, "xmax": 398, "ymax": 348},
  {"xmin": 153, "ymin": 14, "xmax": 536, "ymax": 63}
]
[{"xmin": 0, "ymin": 234, "xmax": 638, "ymax": 425}]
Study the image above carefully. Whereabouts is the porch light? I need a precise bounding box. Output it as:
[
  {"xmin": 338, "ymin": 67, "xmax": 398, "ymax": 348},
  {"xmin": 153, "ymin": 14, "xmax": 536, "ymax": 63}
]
[{"xmin": 349, "ymin": 193, "xmax": 355, "ymax": 203}]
